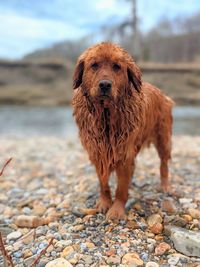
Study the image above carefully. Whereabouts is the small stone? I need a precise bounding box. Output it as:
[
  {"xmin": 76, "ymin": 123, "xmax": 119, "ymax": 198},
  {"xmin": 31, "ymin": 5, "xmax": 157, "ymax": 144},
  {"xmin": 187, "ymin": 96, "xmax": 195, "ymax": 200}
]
[
  {"xmin": 3, "ymin": 207, "xmax": 14, "ymax": 217},
  {"xmin": 57, "ymin": 200, "xmax": 70, "ymax": 209},
  {"xmin": 37, "ymin": 258, "xmax": 49, "ymax": 267},
  {"xmin": 82, "ymin": 254, "xmax": 93, "ymax": 265},
  {"xmin": 188, "ymin": 208, "xmax": 200, "ymax": 219},
  {"xmin": 45, "ymin": 258, "xmax": 73, "ymax": 267},
  {"xmin": 22, "ymin": 207, "xmax": 31, "ymax": 215},
  {"xmin": 60, "ymin": 246, "xmax": 74, "ymax": 257},
  {"xmin": 147, "ymin": 214, "xmax": 162, "ymax": 227},
  {"xmin": 50, "ymin": 251, "xmax": 57, "ymax": 257},
  {"xmin": 174, "ymin": 216, "xmax": 188, "ymax": 227},
  {"xmin": 154, "ymin": 235, "xmax": 164, "ymax": 241},
  {"xmin": 55, "ymin": 240, "xmax": 72, "ymax": 248},
  {"xmin": 122, "ymin": 252, "xmax": 143, "ymax": 266},
  {"xmin": 78, "ymin": 208, "xmax": 98, "ymax": 215},
  {"xmin": 13, "ymin": 251, "xmax": 23, "ymax": 258},
  {"xmin": 68, "ymin": 253, "xmax": 80, "ymax": 265},
  {"xmin": 54, "ymin": 233, "xmax": 62, "ymax": 241},
  {"xmin": 140, "ymin": 252, "xmax": 148, "ymax": 261},
  {"xmin": 7, "ymin": 231, "xmax": 22, "ymax": 240},
  {"xmin": 33, "ymin": 203, "xmax": 46, "ymax": 216},
  {"xmin": 168, "ymin": 256, "xmax": 180, "ymax": 265},
  {"xmin": 72, "ymin": 224, "xmax": 85, "ymax": 232},
  {"xmin": 24, "ymin": 255, "xmax": 37, "ymax": 266},
  {"xmin": 49, "ymin": 222, "xmax": 60, "ymax": 230},
  {"xmin": 46, "ymin": 245, "xmax": 54, "ymax": 253},
  {"xmin": 154, "ymin": 242, "xmax": 171, "ymax": 255},
  {"xmin": 126, "ymin": 220, "xmax": 139, "ymax": 229},
  {"xmin": 85, "ymin": 241, "xmax": 95, "ymax": 249},
  {"xmin": 146, "ymin": 262, "xmax": 159, "ymax": 267},
  {"xmin": 105, "ymin": 249, "xmax": 116, "ymax": 256},
  {"xmin": 165, "ymin": 225, "xmax": 200, "ymax": 257},
  {"xmin": 23, "ymin": 249, "xmax": 33, "ymax": 259},
  {"xmin": 21, "ymin": 230, "xmax": 35, "ymax": 244},
  {"xmin": 161, "ymin": 199, "xmax": 177, "ymax": 214},
  {"xmin": 179, "ymin": 198, "xmax": 192, "ymax": 204},
  {"xmin": 182, "ymin": 214, "xmax": 192, "ymax": 222},
  {"xmin": 106, "ymin": 255, "xmax": 121, "ymax": 265},
  {"xmin": 149, "ymin": 223, "xmax": 163, "ymax": 234}
]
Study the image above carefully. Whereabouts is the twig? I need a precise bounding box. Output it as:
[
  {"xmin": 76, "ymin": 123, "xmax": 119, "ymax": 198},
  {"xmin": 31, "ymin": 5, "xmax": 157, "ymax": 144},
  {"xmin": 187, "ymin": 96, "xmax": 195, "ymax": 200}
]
[
  {"xmin": 29, "ymin": 237, "xmax": 54, "ymax": 267},
  {"xmin": 0, "ymin": 158, "xmax": 12, "ymax": 176},
  {"xmin": 0, "ymin": 232, "xmax": 15, "ymax": 267}
]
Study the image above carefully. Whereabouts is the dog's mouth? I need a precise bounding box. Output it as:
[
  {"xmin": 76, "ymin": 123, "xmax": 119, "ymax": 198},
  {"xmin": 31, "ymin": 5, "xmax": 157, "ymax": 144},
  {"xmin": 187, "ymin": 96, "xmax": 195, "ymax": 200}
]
[{"xmin": 98, "ymin": 95, "xmax": 112, "ymax": 108}]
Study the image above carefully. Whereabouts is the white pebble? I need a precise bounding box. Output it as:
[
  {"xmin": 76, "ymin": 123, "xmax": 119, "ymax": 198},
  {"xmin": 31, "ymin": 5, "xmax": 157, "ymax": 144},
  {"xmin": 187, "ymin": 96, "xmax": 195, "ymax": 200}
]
[{"xmin": 7, "ymin": 231, "xmax": 22, "ymax": 241}]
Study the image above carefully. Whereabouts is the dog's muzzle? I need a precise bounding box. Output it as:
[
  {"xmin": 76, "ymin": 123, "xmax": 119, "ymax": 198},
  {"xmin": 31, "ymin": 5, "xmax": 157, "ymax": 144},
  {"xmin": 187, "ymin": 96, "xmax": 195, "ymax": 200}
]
[{"xmin": 99, "ymin": 80, "xmax": 112, "ymax": 96}]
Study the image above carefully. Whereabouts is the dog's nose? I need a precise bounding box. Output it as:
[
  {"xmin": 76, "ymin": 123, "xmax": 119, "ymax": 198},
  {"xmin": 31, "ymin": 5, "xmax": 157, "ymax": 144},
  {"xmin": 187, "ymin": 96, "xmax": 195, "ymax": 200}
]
[{"xmin": 99, "ymin": 80, "xmax": 112, "ymax": 95}]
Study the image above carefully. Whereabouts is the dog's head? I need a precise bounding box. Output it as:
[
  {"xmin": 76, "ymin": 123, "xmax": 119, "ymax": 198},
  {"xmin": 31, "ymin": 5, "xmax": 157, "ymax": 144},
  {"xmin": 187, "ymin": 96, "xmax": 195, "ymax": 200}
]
[{"xmin": 73, "ymin": 42, "xmax": 142, "ymax": 107}]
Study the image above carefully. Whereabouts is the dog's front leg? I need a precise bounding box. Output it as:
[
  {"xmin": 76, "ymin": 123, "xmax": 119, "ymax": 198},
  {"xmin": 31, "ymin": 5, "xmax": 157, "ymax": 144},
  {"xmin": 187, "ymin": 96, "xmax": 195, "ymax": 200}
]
[
  {"xmin": 106, "ymin": 160, "xmax": 135, "ymax": 220},
  {"xmin": 96, "ymin": 168, "xmax": 112, "ymax": 214}
]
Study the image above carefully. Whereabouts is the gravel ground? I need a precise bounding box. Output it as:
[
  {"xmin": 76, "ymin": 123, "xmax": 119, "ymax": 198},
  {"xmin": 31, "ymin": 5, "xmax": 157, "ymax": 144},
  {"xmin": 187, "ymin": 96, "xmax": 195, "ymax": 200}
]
[{"xmin": 0, "ymin": 136, "xmax": 200, "ymax": 267}]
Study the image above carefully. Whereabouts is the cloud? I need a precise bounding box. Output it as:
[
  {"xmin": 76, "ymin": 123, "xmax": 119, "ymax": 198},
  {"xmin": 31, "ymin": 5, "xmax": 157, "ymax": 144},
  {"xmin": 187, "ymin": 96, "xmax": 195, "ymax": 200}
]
[
  {"xmin": 0, "ymin": 0, "xmax": 131, "ymax": 59},
  {"xmin": 0, "ymin": 0, "xmax": 200, "ymax": 59}
]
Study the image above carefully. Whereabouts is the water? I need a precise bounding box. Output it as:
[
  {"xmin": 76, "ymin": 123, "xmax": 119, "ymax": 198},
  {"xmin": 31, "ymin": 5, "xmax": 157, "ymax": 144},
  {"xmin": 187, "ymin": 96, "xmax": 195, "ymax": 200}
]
[{"xmin": 0, "ymin": 105, "xmax": 199, "ymax": 138}]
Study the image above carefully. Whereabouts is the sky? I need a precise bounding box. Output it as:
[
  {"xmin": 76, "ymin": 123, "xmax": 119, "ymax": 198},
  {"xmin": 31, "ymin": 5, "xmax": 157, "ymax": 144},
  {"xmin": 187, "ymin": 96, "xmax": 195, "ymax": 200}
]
[{"xmin": 0, "ymin": 0, "xmax": 200, "ymax": 59}]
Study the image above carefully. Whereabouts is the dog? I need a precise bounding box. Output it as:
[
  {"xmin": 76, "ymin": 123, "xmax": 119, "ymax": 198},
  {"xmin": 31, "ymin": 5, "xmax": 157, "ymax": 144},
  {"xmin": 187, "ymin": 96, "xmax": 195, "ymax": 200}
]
[{"xmin": 72, "ymin": 42, "xmax": 173, "ymax": 220}]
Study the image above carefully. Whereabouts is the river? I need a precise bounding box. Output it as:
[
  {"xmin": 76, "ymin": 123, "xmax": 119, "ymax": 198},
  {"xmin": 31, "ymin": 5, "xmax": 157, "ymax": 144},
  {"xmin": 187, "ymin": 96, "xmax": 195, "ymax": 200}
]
[{"xmin": 0, "ymin": 106, "xmax": 199, "ymax": 138}]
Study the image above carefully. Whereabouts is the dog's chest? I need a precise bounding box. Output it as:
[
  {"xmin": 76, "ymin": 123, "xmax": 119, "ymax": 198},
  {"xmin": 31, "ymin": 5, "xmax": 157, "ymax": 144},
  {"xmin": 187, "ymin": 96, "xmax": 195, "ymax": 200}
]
[{"xmin": 82, "ymin": 110, "xmax": 132, "ymax": 165}]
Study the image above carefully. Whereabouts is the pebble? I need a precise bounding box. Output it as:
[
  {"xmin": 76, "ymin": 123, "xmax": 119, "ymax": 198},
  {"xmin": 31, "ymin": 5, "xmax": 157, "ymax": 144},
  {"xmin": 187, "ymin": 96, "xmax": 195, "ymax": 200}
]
[
  {"xmin": 106, "ymin": 255, "xmax": 121, "ymax": 265},
  {"xmin": 78, "ymin": 208, "xmax": 98, "ymax": 215},
  {"xmin": 45, "ymin": 258, "xmax": 73, "ymax": 267},
  {"xmin": 188, "ymin": 208, "xmax": 200, "ymax": 219},
  {"xmin": 72, "ymin": 224, "xmax": 85, "ymax": 232},
  {"xmin": 146, "ymin": 262, "xmax": 159, "ymax": 267},
  {"xmin": 168, "ymin": 256, "xmax": 180, "ymax": 265},
  {"xmin": 7, "ymin": 230, "xmax": 22, "ymax": 240},
  {"xmin": 179, "ymin": 198, "xmax": 193, "ymax": 204},
  {"xmin": 82, "ymin": 254, "xmax": 94, "ymax": 265},
  {"xmin": 60, "ymin": 246, "xmax": 74, "ymax": 257},
  {"xmin": 161, "ymin": 199, "xmax": 177, "ymax": 214},
  {"xmin": 55, "ymin": 240, "xmax": 72, "ymax": 248},
  {"xmin": 149, "ymin": 223, "xmax": 163, "ymax": 234},
  {"xmin": 23, "ymin": 248, "xmax": 33, "ymax": 258},
  {"xmin": 24, "ymin": 255, "xmax": 37, "ymax": 266},
  {"xmin": 13, "ymin": 251, "xmax": 23, "ymax": 258},
  {"xmin": 33, "ymin": 203, "xmax": 46, "ymax": 216},
  {"xmin": 147, "ymin": 214, "xmax": 162, "ymax": 227},
  {"xmin": 22, "ymin": 207, "xmax": 31, "ymax": 215},
  {"xmin": 181, "ymin": 214, "xmax": 192, "ymax": 222},
  {"xmin": 122, "ymin": 252, "xmax": 143, "ymax": 266},
  {"xmin": 154, "ymin": 242, "xmax": 171, "ymax": 255}
]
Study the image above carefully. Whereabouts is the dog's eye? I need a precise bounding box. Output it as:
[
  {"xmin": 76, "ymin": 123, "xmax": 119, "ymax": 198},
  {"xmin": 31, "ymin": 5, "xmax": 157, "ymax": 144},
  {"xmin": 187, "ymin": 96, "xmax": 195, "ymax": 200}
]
[
  {"xmin": 91, "ymin": 63, "xmax": 99, "ymax": 70},
  {"xmin": 113, "ymin": 63, "xmax": 121, "ymax": 71}
]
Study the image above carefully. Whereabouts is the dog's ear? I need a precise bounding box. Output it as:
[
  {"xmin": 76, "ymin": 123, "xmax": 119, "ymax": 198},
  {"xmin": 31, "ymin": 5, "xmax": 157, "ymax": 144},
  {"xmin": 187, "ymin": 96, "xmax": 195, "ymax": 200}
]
[
  {"xmin": 127, "ymin": 63, "xmax": 142, "ymax": 93},
  {"xmin": 73, "ymin": 60, "xmax": 84, "ymax": 89}
]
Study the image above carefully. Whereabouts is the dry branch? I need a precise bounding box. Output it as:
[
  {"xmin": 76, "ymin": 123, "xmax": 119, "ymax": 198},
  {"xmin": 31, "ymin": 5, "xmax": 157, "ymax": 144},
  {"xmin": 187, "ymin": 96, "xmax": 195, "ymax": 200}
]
[
  {"xmin": 29, "ymin": 237, "xmax": 54, "ymax": 267},
  {"xmin": 0, "ymin": 158, "xmax": 12, "ymax": 176},
  {"xmin": 0, "ymin": 232, "xmax": 15, "ymax": 267}
]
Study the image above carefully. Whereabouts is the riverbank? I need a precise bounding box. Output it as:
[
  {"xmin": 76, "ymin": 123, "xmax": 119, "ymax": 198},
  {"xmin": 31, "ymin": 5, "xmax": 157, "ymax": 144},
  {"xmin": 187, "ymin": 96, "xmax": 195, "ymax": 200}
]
[
  {"xmin": 0, "ymin": 136, "xmax": 200, "ymax": 266},
  {"xmin": 0, "ymin": 61, "xmax": 200, "ymax": 106}
]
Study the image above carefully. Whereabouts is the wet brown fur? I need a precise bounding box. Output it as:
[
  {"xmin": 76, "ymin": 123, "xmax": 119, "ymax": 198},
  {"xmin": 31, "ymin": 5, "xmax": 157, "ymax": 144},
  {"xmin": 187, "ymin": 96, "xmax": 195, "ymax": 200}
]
[{"xmin": 72, "ymin": 42, "xmax": 173, "ymax": 219}]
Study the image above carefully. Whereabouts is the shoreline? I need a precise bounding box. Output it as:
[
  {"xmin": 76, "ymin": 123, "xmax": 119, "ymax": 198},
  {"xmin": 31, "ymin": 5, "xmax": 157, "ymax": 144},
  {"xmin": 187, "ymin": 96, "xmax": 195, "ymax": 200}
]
[{"xmin": 0, "ymin": 136, "xmax": 200, "ymax": 266}]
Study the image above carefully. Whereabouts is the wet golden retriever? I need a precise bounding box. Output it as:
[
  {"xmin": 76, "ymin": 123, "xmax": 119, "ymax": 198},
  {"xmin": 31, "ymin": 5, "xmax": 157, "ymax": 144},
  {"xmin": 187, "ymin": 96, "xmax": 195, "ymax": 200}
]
[{"xmin": 72, "ymin": 42, "xmax": 173, "ymax": 220}]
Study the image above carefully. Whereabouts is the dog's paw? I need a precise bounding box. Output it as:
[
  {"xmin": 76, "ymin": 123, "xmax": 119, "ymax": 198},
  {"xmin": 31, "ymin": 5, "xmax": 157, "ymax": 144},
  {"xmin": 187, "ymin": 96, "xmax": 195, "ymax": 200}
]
[
  {"xmin": 159, "ymin": 182, "xmax": 171, "ymax": 194},
  {"xmin": 106, "ymin": 201, "xmax": 126, "ymax": 220},
  {"xmin": 96, "ymin": 197, "xmax": 112, "ymax": 214}
]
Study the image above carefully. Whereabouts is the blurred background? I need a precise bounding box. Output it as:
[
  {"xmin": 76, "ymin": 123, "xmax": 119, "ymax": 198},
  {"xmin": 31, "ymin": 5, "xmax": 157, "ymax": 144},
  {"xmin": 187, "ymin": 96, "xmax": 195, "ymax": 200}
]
[{"xmin": 0, "ymin": 0, "xmax": 200, "ymax": 137}]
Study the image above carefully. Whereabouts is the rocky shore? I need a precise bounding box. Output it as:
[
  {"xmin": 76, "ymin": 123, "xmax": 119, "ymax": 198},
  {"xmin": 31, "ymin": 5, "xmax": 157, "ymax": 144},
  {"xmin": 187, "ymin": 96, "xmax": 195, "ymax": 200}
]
[{"xmin": 0, "ymin": 136, "xmax": 200, "ymax": 266}]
